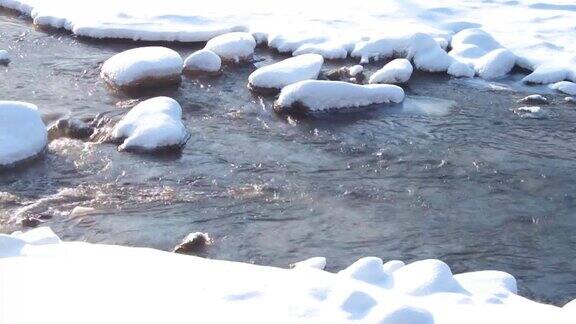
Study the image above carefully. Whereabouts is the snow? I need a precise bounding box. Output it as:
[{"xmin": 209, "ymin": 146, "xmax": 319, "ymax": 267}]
[
  {"xmin": 518, "ymin": 94, "xmax": 548, "ymax": 105},
  {"xmin": 0, "ymin": 101, "xmax": 47, "ymax": 167},
  {"xmin": 348, "ymin": 65, "xmax": 363, "ymax": 77},
  {"xmin": 111, "ymin": 97, "xmax": 189, "ymax": 152},
  {"xmin": 183, "ymin": 49, "xmax": 221, "ymax": 74},
  {"xmin": 292, "ymin": 257, "xmax": 327, "ymax": 270},
  {"xmin": 369, "ymin": 58, "xmax": 413, "ymax": 84},
  {"xmin": 248, "ymin": 54, "xmax": 324, "ymax": 91},
  {"xmin": 1, "ymin": 227, "xmax": 574, "ymax": 324},
  {"xmin": 205, "ymin": 32, "xmax": 256, "ymax": 62},
  {"xmin": 275, "ymin": 80, "xmax": 405, "ymax": 113},
  {"xmin": 551, "ymin": 81, "xmax": 576, "ymax": 96},
  {"xmin": 0, "ymin": 49, "xmax": 9, "ymax": 63},
  {"xmin": 101, "ymin": 47, "xmax": 183, "ymax": 89},
  {"xmin": 3, "ymin": 0, "xmax": 576, "ymax": 84}
]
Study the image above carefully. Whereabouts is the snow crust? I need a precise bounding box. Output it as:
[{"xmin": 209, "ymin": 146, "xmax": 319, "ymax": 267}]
[
  {"xmin": 0, "ymin": 101, "xmax": 47, "ymax": 167},
  {"xmin": 101, "ymin": 47, "xmax": 183, "ymax": 88},
  {"xmin": 3, "ymin": 0, "xmax": 576, "ymax": 84},
  {"xmin": 183, "ymin": 49, "xmax": 221, "ymax": 73},
  {"xmin": 369, "ymin": 59, "xmax": 413, "ymax": 84},
  {"xmin": 0, "ymin": 49, "xmax": 9, "ymax": 63},
  {"xmin": 1, "ymin": 227, "xmax": 574, "ymax": 324},
  {"xmin": 276, "ymin": 80, "xmax": 405, "ymax": 113},
  {"xmin": 205, "ymin": 32, "xmax": 256, "ymax": 62},
  {"xmin": 111, "ymin": 97, "xmax": 189, "ymax": 152},
  {"xmin": 248, "ymin": 54, "xmax": 324, "ymax": 90}
]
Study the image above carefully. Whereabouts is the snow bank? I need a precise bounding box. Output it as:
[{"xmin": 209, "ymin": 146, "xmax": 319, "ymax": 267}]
[
  {"xmin": 111, "ymin": 97, "xmax": 189, "ymax": 152},
  {"xmin": 551, "ymin": 81, "xmax": 576, "ymax": 96},
  {"xmin": 248, "ymin": 54, "xmax": 323, "ymax": 92},
  {"xmin": 101, "ymin": 47, "xmax": 183, "ymax": 89},
  {"xmin": 275, "ymin": 80, "xmax": 405, "ymax": 114},
  {"xmin": 449, "ymin": 29, "xmax": 516, "ymax": 80},
  {"xmin": 369, "ymin": 58, "xmax": 413, "ymax": 84},
  {"xmin": 0, "ymin": 49, "xmax": 9, "ymax": 64},
  {"xmin": 0, "ymin": 101, "xmax": 47, "ymax": 168},
  {"xmin": 1, "ymin": 227, "xmax": 574, "ymax": 324},
  {"xmin": 205, "ymin": 32, "xmax": 256, "ymax": 63},
  {"xmin": 183, "ymin": 49, "xmax": 222, "ymax": 74}
]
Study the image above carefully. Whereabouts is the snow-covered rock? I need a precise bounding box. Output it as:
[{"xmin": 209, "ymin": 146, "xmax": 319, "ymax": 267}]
[
  {"xmin": 566, "ymin": 97, "xmax": 576, "ymax": 105},
  {"xmin": 274, "ymin": 80, "xmax": 405, "ymax": 114},
  {"xmin": 0, "ymin": 101, "xmax": 47, "ymax": 168},
  {"xmin": 348, "ymin": 65, "xmax": 363, "ymax": 77},
  {"xmin": 449, "ymin": 29, "xmax": 516, "ymax": 79},
  {"xmin": 551, "ymin": 81, "xmax": 576, "ymax": 96},
  {"xmin": 369, "ymin": 58, "xmax": 413, "ymax": 84},
  {"xmin": 173, "ymin": 232, "xmax": 212, "ymax": 254},
  {"xmin": 1, "ymin": 227, "xmax": 573, "ymax": 324},
  {"xmin": 512, "ymin": 106, "xmax": 545, "ymax": 118},
  {"xmin": 518, "ymin": 94, "xmax": 548, "ymax": 105},
  {"xmin": 111, "ymin": 97, "xmax": 189, "ymax": 152},
  {"xmin": 183, "ymin": 49, "xmax": 221, "ymax": 74},
  {"xmin": 248, "ymin": 54, "xmax": 323, "ymax": 93},
  {"xmin": 0, "ymin": 49, "xmax": 9, "ymax": 64},
  {"xmin": 205, "ymin": 32, "xmax": 256, "ymax": 63},
  {"xmin": 101, "ymin": 47, "xmax": 183, "ymax": 89},
  {"xmin": 522, "ymin": 64, "xmax": 573, "ymax": 85},
  {"xmin": 291, "ymin": 257, "xmax": 327, "ymax": 270}
]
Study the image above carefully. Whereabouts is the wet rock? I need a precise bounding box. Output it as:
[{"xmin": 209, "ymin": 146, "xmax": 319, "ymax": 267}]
[
  {"xmin": 173, "ymin": 232, "xmax": 212, "ymax": 254},
  {"xmin": 48, "ymin": 118, "xmax": 94, "ymax": 141},
  {"xmin": 205, "ymin": 32, "xmax": 256, "ymax": 63},
  {"xmin": 518, "ymin": 94, "xmax": 548, "ymax": 105},
  {"xmin": 21, "ymin": 216, "xmax": 41, "ymax": 228},
  {"xmin": 323, "ymin": 66, "xmax": 366, "ymax": 84}
]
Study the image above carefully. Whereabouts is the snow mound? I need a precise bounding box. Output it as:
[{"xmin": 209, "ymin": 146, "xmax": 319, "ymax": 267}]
[
  {"xmin": 369, "ymin": 58, "xmax": 413, "ymax": 84},
  {"xmin": 449, "ymin": 29, "xmax": 516, "ymax": 80},
  {"xmin": 205, "ymin": 32, "xmax": 256, "ymax": 63},
  {"xmin": 101, "ymin": 47, "xmax": 183, "ymax": 89},
  {"xmin": 551, "ymin": 81, "xmax": 576, "ymax": 96},
  {"xmin": 111, "ymin": 97, "xmax": 189, "ymax": 152},
  {"xmin": 248, "ymin": 54, "xmax": 324, "ymax": 92},
  {"xmin": 183, "ymin": 49, "xmax": 221, "ymax": 74},
  {"xmin": 0, "ymin": 101, "xmax": 47, "ymax": 167},
  {"xmin": 275, "ymin": 80, "xmax": 405, "ymax": 114},
  {"xmin": 0, "ymin": 49, "xmax": 9, "ymax": 64},
  {"xmin": 2, "ymin": 227, "xmax": 574, "ymax": 324}
]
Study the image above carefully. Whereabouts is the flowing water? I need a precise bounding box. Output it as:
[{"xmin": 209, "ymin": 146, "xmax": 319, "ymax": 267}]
[{"xmin": 1, "ymin": 9, "xmax": 576, "ymax": 305}]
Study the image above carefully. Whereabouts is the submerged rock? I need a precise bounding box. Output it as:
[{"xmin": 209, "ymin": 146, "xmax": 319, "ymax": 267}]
[
  {"xmin": 110, "ymin": 97, "xmax": 189, "ymax": 152},
  {"xmin": 205, "ymin": 32, "xmax": 256, "ymax": 63},
  {"xmin": 274, "ymin": 80, "xmax": 404, "ymax": 115},
  {"xmin": 20, "ymin": 217, "xmax": 41, "ymax": 228},
  {"xmin": 0, "ymin": 50, "xmax": 10, "ymax": 65},
  {"xmin": 173, "ymin": 232, "xmax": 212, "ymax": 254},
  {"xmin": 518, "ymin": 94, "xmax": 548, "ymax": 105},
  {"xmin": 369, "ymin": 58, "xmax": 413, "ymax": 84},
  {"xmin": 323, "ymin": 65, "xmax": 365, "ymax": 84},
  {"xmin": 248, "ymin": 54, "xmax": 324, "ymax": 94},
  {"xmin": 0, "ymin": 101, "xmax": 47, "ymax": 168},
  {"xmin": 48, "ymin": 118, "xmax": 94, "ymax": 141},
  {"xmin": 183, "ymin": 49, "xmax": 222, "ymax": 75},
  {"xmin": 101, "ymin": 47, "xmax": 183, "ymax": 90}
]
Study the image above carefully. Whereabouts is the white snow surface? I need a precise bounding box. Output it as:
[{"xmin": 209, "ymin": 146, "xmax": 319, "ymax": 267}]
[
  {"xmin": 248, "ymin": 54, "xmax": 324, "ymax": 90},
  {"xmin": 111, "ymin": 97, "xmax": 189, "ymax": 151},
  {"xmin": 276, "ymin": 80, "xmax": 405, "ymax": 112},
  {"xmin": 2, "ymin": 0, "xmax": 576, "ymax": 84},
  {"xmin": 0, "ymin": 101, "xmax": 47, "ymax": 167},
  {"xmin": 369, "ymin": 59, "xmax": 413, "ymax": 84},
  {"xmin": 0, "ymin": 227, "xmax": 574, "ymax": 324},
  {"xmin": 551, "ymin": 81, "xmax": 576, "ymax": 96},
  {"xmin": 101, "ymin": 46, "xmax": 183, "ymax": 88},
  {"xmin": 205, "ymin": 32, "xmax": 256, "ymax": 62},
  {"xmin": 183, "ymin": 49, "xmax": 222, "ymax": 73},
  {"xmin": 0, "ymin": 49, "xmax": 9, "ymax": 62}
]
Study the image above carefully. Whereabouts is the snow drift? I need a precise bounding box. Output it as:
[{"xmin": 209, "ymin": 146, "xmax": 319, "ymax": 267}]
[
  {"xmin": 0, "ymin": 227, "xmax": 574, "ymax": 324},
  {"xmin": 0, "ymin": 101, "xmax": 47, "ymax": 168}
]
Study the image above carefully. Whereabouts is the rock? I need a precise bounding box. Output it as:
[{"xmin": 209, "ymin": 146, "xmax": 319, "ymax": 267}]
[
  {"xmin": 323, "ymin": 65, "xmax": 366, "ymax": 84},
  {"xmin": 369, "ymin": 58, "xmax": 413, "ymax": 84},
  {"xmin": 0, "ymin": 50, "xmax": 10, "ymax": 65},
  {"xmin": 518, "ymin": 94, "xmax": 548, "ymax": 105},
  {"xmin": 173, "ymin": 232, "xmax": 212, "ymax": 254},
  {"xmin": 101, "ymin": 46, "xmax": 183, "ymax": 90},
  {"xmin": 183, "ymin": 49, "xmax": 222, "ymax": 74},
  {"xmin": 205, "ymin": 32, "xmax": 256, "ymax": 63},
  {"xmin": 0, "ymin": 101, "xmax": 48, "ymax": 168},
  {"xmin": 565, "ymin": 97, "xmax": 576, "ymax": 104},
  {"xmin": 511, "ymin": 106, "xmax": 545, "ymax": 118},
  {"xmin": 48, "ymin": 118, "xmax": 94, "ymax": 141},
  {"xmin": 248, "ymin": 54, "xmax": 324, "ymax": 93},
  {"xmin": 21, "ymin": 217, "xmax": 41, "ymax": 228}
]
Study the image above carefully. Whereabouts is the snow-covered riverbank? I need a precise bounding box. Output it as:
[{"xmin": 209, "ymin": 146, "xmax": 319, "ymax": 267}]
[{"xmin": 1, "ymin": 227, "xmax": 575, "ymax": 324}]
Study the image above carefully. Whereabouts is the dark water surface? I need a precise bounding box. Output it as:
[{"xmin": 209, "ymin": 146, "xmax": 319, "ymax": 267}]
[{"xmin": 1, "ymin": 10, "xmax": 576, "ymax": 305}]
